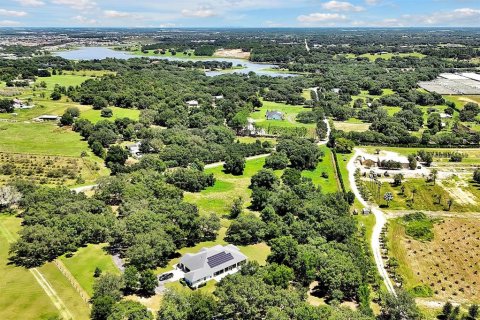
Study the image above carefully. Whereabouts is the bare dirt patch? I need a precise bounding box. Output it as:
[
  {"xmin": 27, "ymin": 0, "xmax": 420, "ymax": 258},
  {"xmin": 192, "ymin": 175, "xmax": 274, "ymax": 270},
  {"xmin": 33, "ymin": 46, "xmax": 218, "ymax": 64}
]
[
  {"xmin": 214, "ymin": 49, "xmax": 250, "ymax": 59},
  {"xmin": 391, "ymin": 218, "xmax": 480, "ymax": 303},
  {"xmin": 439, "ymin": 180, "xmax": 477, "ymax": 206}
]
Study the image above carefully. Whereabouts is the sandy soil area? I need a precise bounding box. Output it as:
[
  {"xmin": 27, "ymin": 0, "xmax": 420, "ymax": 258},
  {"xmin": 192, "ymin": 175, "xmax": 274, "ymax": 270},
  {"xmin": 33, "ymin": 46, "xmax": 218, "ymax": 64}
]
[{"xmin": 214, "ymin": 49, "xmax": 250, "ymax": 59}]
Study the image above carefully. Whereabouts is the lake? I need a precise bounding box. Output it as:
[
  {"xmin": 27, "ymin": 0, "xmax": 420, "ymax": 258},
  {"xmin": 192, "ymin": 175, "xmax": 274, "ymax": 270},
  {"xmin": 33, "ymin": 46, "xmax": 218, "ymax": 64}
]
[{"xmin": 54, "ymin": 47, "xmax": 297, "ymax": 78}]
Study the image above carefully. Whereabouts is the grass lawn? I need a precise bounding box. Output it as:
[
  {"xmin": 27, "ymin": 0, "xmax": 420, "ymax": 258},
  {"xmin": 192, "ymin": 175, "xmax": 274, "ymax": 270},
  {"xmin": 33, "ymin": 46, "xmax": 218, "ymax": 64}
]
[
  {"xmin": 80, "ymin": 106, "xmax": 141, "ymax": 123},
  {"xmin": 250, "ymin": 100, "xmax": 314, "ymax": 131},
  {"xmin": 235, "ymin": 136, "xmax": 277, "ymax": 145},
  {"xmin": 0, "ymin": 215, "xmax": 90, "ymax": 320},
  {"xmin": 0, "ymin": 215, "xmax": 59, "ymax": 320},
  {"xmin": 0, "ymin": 122, "xmax": 91, "ymax": 156},
  {"xmin": 60, "ymin": 244, "xmax": 120, "ymax": 296},
  {"xmin": 302, "ymin": 146, "xmax": 339, "ymax": 193},
  {"xmin": 384, "ymin": 106, "xmax": 402, "ymax": 116},
  {"xmin": 302, "ymin": 89, "xmax": 312, "ymax": 100},
  {"xmin": 351, "ymin": 89, "xmax": 395, "ymax": 105},
  {"xmin": 444, "ymin": 95, "xmax": 480, "ymax": 109},
  {"xmin": 34, "ymin": 74, "xmax": 97, "ymax": 90},
  {"xmin": 359, "ymin": 52, "xmax": 425, "ymax": 61}
]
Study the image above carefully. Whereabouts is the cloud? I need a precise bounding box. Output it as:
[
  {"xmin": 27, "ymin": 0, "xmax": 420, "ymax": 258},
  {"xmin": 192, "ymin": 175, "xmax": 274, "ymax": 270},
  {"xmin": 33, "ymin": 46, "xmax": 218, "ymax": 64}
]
[
  {"xmin": 0, "ymin": 9, "xmax": 28, "ymax": 17},
  {"xmin": 0, "ymin": 20, "xmax": 21, "ymax": 26},
  {"xmin": 72, "ymin": 15, "xmax": 97, "ymax": 24},
  {"xmin": 297, "ymin": 12, "xmax": 347, "ymax": 24},
  {"xmin": 403, "ymin": 7, "xmax": 480, "ymax": 26},
  {"xmin": 181, "ymin": 8, "xmax": 217, "ymax": 18},
  {"xmin": 104, "ymin": 10, "xmax": 132, "ymax": 18},
  {"xmin": 321, "ymin": 1, "xmax": 364, "ymax": 12},
  {"xmin": 15, "ymin": 0, "xmax": 45, "ymax": 6},
  {"xmin": 365, "ymin": 0, "xmax": 381, "ymax": 5},
  {"xmin": 51, "ymin": 0, "xmax": 96, "ymax": 10}
]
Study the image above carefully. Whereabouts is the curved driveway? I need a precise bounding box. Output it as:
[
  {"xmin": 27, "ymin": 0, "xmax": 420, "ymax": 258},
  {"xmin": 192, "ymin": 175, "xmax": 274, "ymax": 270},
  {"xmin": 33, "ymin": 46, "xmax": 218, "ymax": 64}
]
[{"xmin": 347, "ymin": 149, "xmax": 396, "ymax": 295}]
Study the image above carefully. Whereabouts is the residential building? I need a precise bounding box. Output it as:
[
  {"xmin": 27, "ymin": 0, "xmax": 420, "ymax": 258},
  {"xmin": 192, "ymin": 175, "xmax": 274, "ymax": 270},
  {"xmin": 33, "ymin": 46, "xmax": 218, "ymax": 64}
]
[
  {"xmin": 266, "ymin": 110, "xmax": 284, "ymax": 120},
  {"xmin": 178, "ymin": 244, "xmax": 247, "ymax": 288}
]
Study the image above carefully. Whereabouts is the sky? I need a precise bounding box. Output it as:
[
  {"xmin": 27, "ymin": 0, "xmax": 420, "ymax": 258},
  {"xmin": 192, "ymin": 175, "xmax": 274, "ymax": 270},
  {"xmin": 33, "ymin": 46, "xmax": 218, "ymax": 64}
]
[{"xmin": 1, "ymin": 0, "xmax": 480, "ymax": 28}]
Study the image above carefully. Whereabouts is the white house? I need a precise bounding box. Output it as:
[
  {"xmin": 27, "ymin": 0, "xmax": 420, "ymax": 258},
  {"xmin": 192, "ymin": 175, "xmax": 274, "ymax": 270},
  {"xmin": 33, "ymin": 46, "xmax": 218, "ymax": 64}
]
[
  {"xmin": 13, "ymin": 99, "xmax": 34, "ymax": 110},
  {"xmin": 127, "ymin": 142, "xmax": 142, "ymax": 158},
  {"xmin": 186, "ymin": 100, "xmax": 199, "ymax": 108},
  {"xmin": 178, "ymin": 245, "xmax": 247, "ymax": 288}
]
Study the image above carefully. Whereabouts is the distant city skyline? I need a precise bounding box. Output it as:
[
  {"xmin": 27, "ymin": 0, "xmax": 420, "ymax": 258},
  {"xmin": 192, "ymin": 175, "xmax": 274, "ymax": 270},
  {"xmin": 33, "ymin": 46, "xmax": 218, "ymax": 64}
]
[{"xmin": 1, "ymin": 0, "xmax": 480, "ymax": 28}]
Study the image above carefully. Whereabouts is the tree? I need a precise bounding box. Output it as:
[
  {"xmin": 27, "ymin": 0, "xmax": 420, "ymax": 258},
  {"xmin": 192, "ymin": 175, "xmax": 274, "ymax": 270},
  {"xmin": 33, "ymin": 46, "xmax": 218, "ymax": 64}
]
[
  {"xmin": 93, "ymin": 96, "xmax": 108, "ymax": 110},
  {"xmin": 250, "ymin": 169, "xmax": 279, "ymax": 190},
  {"xmin": 94, "ymin": 267, "xmax": 102, "ymax": 278},
  {"xmin": 379, "ymin": 290, "xmax": 421, "ymax": 320},
  {"xmin": 393, "ymin": 174, "xmax": 403, "ymax": 187},
  {"xmin": 426, "ymin": 112, "xmax": 442, "ymax": 135},
  {"xmin": 50, "ymin": 90, "xmax": 61, "ymax": 100},
  {"xmin": 91, "ymin": 295, "xmax": 116, "ymax": 320},
  {"xmin": 230, "ymin": 197, "xmax": 243, "ymax": 219},
  {"xmin": 384, "ymin": 192, "xmax": 393, "ymax": 207},
  {"xmin": 262, "ymin": 264, "xmax": 294, "ymax": 289},
  {"xmin": 101, "ymin": 108, "xmax": 113, "ymax": 118},
  {"xmin": 264, "ymin": 152, "xmax": 289, "ymax": 170},
  {"xmin": 59, "ymin": 112, "xmax": 74, "ymax": 126},
  {"xmin": 429, "ymin": 168, "xmax": 438, "ymax": 185},
  {"xmin": 105, "ymin": 145, "xmax": 129, "ymax": 168},
  {"xmin": 224, "ymin": 154, "xmax": 245, "ymax": 175},
  {"xmin": 123, "ymin": 266, "xmax": 140, "ymax": 293},
  {"xmin": 108, "ymin": 300, "xmax": 153, "ymax": 320},
  {"xmin": 0, "ymin": 99, "xmax": 14, "ymax": 113},
  {"xmin": 407, "ymin": 154, "xmax": 417, "ymax": 170},
  {"xmin": 281, "ymin": 168, "xmax": 301, "ymax": 187},
  {"xmin": 473, "ymin": 168, "xmax": 480, "ymax": 183},
  {"xmin": 267, "ymin": 236, "xmax": 298, "ymax": 267},
  {"xmin": 92, "ymin": 274, "xmax": 124, "ymax": 301},
  {"xmin": 139, "ymin": 270, "xmax": 157, "ymax": 297},
  {"xmin": 91, "ymin": 140, "xmax": 106, "ymax": 158},
  {"xmin": 335, "ymin": 137, "xmax": 355, "ymax": 154}
]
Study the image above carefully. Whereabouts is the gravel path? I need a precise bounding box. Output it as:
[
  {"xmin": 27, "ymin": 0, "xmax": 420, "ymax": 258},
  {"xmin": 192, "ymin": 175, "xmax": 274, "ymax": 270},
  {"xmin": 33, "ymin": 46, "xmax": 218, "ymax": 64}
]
[{"xmin": 347, "ymin": 149, "xmax": 396, "ymax": 295}]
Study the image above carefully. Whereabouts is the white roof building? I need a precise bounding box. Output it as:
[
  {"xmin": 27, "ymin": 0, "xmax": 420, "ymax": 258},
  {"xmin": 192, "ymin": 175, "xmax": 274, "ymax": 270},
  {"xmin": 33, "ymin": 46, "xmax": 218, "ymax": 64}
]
[
  {"xmin": 186, "ymin": 100, "xmax": 199, "ymax": 108},
  {"xmin": 178, "ymin": 244, "xmax": 247, "ymax": 288}
]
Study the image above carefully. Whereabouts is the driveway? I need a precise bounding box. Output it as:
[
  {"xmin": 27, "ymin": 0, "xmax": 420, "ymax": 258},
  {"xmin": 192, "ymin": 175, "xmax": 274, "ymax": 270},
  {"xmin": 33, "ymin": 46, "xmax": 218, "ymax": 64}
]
[
  {"xmin": 347, "ymin": 148, "xmax": 396, "ymax": 295},
  {"xmin": 155, "ymin": 266, "xmax": 185, "ymax": 294}
]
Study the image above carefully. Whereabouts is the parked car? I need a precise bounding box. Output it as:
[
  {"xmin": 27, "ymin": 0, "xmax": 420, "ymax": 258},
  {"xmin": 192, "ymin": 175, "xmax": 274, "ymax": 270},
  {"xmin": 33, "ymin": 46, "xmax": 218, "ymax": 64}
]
[{"xmin": 159, "ymin": 272, "xmax": 174, "ymax": 281}]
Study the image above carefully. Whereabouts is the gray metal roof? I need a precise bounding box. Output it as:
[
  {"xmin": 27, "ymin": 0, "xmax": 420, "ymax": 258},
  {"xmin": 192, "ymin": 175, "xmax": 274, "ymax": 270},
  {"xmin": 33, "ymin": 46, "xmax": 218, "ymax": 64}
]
[{"xmin": 179, "ymin": 244, "xmax": 247, "ymax": 284}]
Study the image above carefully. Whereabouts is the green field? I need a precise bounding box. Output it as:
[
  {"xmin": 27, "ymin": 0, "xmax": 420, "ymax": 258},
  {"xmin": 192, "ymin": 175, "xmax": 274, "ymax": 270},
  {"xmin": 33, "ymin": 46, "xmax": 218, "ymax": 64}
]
[
  {"xmin": 359, "ymin": 52, "xmax": 425, "ymax": 61},
  {"xmin": 60, "ymin": 244, "xmax": 120, "ymax": 296},
  {"xmin": 249, "ymin": 100, "xmax": 315, "ymax": 137},
  {"xmin": 80, "ymin": 106, "xmax": 141, "ymax": 123},
  {"xmin": 0, "ymin": 215, "xmax": 90, "ymax": 320},
  {"xmin": 444, "ymin": 95, "xmax": 480, "ymax": 109},
  {"xmin": 302, "ymin": 146, "xmax": 340, "ymax": 193},
  {"xmin": 0, "ymin": 122, "xmax": 91, "ymax": 156},
  {"xmin": 0, "ymin": 216, "xmax": 60, "ymax": 320},
  {"xmin": 34, "ymin": 74, "xmax": 98, "ymax": 90}
]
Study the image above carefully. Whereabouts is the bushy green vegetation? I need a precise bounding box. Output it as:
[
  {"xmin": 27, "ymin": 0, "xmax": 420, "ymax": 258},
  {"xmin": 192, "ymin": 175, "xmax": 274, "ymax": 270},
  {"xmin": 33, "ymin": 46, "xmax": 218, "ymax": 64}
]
[{"xmin": 402, "ymin": 212, "xmax": 435, "ymax": 241}]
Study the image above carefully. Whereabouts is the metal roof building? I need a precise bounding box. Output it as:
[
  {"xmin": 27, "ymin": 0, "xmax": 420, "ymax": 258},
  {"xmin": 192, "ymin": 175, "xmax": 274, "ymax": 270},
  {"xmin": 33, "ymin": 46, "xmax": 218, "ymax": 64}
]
[{"xmin": 178, "ymin": 244, "xmax": 247, "ymax": 288}]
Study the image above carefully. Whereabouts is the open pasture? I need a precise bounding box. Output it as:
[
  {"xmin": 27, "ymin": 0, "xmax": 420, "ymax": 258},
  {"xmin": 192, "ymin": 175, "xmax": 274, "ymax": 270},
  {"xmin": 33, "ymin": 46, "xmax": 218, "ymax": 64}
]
[
  {"xmin": 80, "ymin": 106, "xmax": 140, "ymax": 123},
  {"xmin": 249, "ymin": 100, "xmax": 314, "ymax": 129},
  {"xmin": 388, "ymin": 218, "xmax": 480, "ymax": 303}
]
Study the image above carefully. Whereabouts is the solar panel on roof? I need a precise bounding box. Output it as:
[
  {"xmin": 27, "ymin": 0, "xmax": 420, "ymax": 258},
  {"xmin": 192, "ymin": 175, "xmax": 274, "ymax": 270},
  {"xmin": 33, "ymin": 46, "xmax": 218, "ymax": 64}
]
[{"xmin": 207, "ymin": 252, "xmax": 234, "ymax": 268}]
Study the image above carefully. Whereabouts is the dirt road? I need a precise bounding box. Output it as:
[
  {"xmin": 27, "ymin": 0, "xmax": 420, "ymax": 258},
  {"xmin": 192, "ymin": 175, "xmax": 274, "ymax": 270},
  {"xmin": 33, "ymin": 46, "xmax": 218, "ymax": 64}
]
[{"xmin": 347, "ymin": 149, "xmax": 397, "ymax": 295}]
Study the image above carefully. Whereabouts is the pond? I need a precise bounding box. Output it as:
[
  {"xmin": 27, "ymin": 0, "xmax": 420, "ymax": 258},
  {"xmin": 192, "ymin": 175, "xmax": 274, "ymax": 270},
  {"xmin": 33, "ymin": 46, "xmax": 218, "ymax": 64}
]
[{"xmin": 55, "ymin": 47, "xmax": 297, "ymax": 78}]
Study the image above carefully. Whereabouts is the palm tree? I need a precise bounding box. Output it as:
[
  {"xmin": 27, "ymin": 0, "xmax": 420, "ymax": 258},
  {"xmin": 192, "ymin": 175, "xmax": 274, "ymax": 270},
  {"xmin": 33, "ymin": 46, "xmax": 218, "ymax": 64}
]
[{"xmin": 384, "ymin": 192, "xmax": 393, "ymax": 207}]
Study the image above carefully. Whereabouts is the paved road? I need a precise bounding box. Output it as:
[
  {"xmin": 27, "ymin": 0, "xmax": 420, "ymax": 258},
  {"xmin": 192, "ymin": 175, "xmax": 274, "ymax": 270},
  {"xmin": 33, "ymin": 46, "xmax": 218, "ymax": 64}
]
[{"xmin": 347, "ymin": 149, "xmax": 397, "ymax": 295}]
